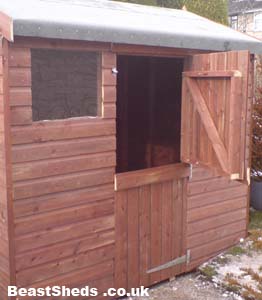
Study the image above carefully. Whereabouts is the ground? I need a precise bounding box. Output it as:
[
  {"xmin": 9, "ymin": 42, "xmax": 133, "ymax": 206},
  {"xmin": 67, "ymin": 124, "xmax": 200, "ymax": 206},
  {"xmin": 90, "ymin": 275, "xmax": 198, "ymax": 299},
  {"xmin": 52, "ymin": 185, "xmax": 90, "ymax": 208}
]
[
  {"xmin": 132, "ymin": 209, "xmax": 262, "ymax": 300},
  {"xmin": 132, "ymin": 273, "xmax": 238, "ymax": 300}
]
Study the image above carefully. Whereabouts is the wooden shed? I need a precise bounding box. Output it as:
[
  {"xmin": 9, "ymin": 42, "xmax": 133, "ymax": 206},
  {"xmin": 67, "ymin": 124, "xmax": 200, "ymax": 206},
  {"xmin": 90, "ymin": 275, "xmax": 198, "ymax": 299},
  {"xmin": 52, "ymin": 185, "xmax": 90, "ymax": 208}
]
[{"xmin": 0, "ymin": 0, "xmax": 262, "ymax": 298}]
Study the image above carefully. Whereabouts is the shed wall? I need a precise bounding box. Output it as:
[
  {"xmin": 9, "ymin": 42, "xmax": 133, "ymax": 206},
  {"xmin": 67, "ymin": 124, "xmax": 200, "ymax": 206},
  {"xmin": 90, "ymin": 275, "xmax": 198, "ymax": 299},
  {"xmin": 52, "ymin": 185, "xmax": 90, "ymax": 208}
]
[
  {"xmin": 186, "ymin": 165, "xmax": 248, "ymax": 271},
  {"xmin": 1, "ymin": 38, "xmax": 252, "ymax": 298},
  {"xmin": 8, "ymin": 42, "xmax": 117, "ymax": 295},
  {"xmin": 0, "ymin": 37, "xmax": 15, "ymax": 296}
]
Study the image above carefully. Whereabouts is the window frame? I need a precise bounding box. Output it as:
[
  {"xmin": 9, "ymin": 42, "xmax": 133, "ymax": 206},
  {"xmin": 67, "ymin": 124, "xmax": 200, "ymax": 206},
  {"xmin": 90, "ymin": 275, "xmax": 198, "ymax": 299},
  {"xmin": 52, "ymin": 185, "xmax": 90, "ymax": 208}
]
[
  {"xmin": 230, "ymin": 15, "xmax": 238, "ymax": 30},
  {"xmin": 254, "ymin": 12, "xmax": 262, "ymax": 32},
  {"xmin": 30, "ymin": 46, "xmax": 103, "ymax": 124}
]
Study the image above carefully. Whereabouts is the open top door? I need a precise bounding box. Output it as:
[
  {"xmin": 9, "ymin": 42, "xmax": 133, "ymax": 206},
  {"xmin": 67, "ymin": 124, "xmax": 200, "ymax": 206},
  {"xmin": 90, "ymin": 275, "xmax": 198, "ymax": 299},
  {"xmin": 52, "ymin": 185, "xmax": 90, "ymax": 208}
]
[{"xmin": 181, "ymin": 51, "xmax": 250, "ymax": 180}]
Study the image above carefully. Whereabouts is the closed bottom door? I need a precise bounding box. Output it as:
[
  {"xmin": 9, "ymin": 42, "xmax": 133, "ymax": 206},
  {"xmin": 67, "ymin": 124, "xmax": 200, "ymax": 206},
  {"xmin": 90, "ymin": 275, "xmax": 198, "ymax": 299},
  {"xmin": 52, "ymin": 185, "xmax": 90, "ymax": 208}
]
[{"xmin": 114, "ymin": 163, "xmax": 189, "ymax": 291}]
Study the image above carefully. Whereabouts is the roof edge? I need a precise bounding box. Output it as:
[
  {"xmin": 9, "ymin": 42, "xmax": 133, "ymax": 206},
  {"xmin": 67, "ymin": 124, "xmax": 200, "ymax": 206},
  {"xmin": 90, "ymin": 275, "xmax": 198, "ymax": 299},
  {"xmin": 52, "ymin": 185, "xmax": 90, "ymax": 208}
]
[{"xmin": 0, "ymin": 11, "xmax": 13, "ymax": 42}]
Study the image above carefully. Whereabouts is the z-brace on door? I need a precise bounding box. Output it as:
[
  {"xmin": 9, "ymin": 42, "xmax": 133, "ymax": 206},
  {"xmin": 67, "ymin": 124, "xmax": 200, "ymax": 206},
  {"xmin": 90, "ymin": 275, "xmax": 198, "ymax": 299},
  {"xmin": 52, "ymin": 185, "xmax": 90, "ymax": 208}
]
[{"xmin": 181, "ymin": 51, "xmax": 250, "ymax": 180}]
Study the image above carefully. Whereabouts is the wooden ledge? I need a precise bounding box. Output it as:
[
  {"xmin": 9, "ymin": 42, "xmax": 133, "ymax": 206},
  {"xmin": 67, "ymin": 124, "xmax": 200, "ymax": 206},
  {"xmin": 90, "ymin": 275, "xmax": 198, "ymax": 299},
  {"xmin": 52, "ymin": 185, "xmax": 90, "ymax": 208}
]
[
  {"xmin": 115, "ymin": 163, "xmax": 190, "ymax": 191},
  {"xmin": 183, "ymin": 70, "xmax": 242, "ymax": 78}
]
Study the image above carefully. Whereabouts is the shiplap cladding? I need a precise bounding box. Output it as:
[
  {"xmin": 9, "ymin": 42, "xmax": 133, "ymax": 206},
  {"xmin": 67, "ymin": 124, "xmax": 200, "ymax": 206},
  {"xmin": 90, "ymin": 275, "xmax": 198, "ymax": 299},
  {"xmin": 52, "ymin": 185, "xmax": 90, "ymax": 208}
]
[
  {"xmin": 0, "ymin": 37, "xmax": 15, "ymax": 297},
  {"xmin": 0, "ymin": 38, "xmax": 251, "ymax": 299},
  {"xmin": 186, "ymin": 165, "xmax": 248, "ymax": 271},
  {"xmin": 8, "ymin": 41, "xmax": 117, "ymax": 298}
]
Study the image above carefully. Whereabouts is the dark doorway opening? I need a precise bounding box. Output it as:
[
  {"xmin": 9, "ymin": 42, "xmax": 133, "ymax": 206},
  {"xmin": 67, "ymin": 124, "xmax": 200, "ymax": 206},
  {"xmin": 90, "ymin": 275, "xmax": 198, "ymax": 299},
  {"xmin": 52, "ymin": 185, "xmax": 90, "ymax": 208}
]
[{"xmin": 116, "ymin": 55, "xmax": 184, "ymax": 173}]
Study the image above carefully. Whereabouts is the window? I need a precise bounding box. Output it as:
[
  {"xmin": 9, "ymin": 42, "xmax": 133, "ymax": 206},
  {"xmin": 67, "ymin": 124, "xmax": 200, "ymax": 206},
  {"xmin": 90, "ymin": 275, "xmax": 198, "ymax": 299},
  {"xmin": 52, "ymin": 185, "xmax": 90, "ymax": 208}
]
[
  {"xmin": 230, "ymin": 15, "xmax": 238, "ymax": 30},
  {"xmin": 254, "ymin": 12, "xmax": 262, "ymax": 31},
  {"xmin": 31, "ymin": 49, "xmax": 101, "ymax": 121}
]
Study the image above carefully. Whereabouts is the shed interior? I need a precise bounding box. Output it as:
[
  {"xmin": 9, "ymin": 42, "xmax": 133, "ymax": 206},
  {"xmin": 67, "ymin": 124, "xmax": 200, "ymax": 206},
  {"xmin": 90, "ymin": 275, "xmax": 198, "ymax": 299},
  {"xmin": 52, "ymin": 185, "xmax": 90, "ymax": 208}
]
[{"xmin": 116, "ymin": 55, "xmax": 184, "ymax": 173}]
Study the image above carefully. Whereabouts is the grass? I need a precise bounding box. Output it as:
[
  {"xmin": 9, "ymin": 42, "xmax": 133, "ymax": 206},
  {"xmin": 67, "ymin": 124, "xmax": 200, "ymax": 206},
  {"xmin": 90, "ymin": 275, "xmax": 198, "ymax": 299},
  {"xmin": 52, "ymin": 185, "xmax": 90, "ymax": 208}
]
[
  {"xmin": 199, "ymin": 209, "xmax": 262, "ymax": 299},
  {"xmin": 224, "ymin": 273, "xmax": 242, "ymax": 294},
  {"xmin": 226, "ymin": 245, "xmax": 246, "ymax": 256},
  {"xmin": 213, "ymin": 255, "xmax": 229, "ymax": 265},
  {"xmin": 199, "ymin": 265, "xmax": 217, "ymax": 280},
  {"xmin": 241, "ymin": 284, "xmax": 262, "ymax": 300},
  {"xmin": 241, "ymin": 268, "xmax": 262, "ymax": 284},
  {"xmin": 249, "ymin": 210, "xmax": 262, "ymax": 230},
  {"xmin": 248, "ymin": 210, "xmax": 262, "ymax": 251}
]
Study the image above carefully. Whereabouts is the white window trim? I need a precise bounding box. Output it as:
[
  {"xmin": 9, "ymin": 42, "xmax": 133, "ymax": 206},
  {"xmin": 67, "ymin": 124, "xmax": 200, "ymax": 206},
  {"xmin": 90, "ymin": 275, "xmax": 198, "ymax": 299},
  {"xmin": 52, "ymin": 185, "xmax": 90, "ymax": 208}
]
[{"xmin": 254, "ymin": 12, "xmax": 262, "ymax": 32}]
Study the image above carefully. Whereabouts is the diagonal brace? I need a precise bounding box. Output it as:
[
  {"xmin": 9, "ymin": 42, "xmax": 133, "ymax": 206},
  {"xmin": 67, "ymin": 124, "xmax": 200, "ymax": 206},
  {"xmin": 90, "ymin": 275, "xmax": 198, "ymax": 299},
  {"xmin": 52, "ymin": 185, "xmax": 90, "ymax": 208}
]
[{"xmin": 185, "ymin": 77, "xmax": 229, "ymax": 174}]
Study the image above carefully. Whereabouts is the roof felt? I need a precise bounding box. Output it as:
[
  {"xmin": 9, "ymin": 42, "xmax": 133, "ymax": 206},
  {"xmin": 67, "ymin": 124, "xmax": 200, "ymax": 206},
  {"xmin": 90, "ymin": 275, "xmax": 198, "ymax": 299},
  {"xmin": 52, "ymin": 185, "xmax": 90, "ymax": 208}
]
[{"xmin": 0, "ymin": 0, "xmax": 262, "ymax": 53}]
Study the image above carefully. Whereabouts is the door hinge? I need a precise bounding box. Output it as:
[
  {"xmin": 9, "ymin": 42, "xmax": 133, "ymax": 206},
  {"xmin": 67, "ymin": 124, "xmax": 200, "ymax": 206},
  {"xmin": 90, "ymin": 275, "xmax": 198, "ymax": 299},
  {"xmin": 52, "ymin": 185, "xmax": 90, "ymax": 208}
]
[{"xmin": 146, "ymin": 250, "xmax": 191, "ymax": 274}]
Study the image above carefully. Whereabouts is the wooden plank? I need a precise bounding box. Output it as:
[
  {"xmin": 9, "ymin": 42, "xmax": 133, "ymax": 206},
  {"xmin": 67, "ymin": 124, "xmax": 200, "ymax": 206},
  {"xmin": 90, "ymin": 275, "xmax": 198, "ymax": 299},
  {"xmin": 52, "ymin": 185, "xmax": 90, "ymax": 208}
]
[
  {"xmin": 11, "ymin": 36, "xmax": 111, "ymax": 52},
  {"xmin": 188, "ymin": 220, "xmax": 246, "ymax": 248},
  {"xmin": 188, "ymin": 196, "xmax": 247, "ymax": 223},
  {"xmin": 115, "ymin": 191, "xmax": 128, "ymax": 290},
  {"xmin": 171, "ymin": 179, "xmax": 183, "ymax": 276},
  {"xmin": 16, "ymin": 229, "xmax": 114, "ymax": 271},
  {"xmin": 228, "ymin": 76, "xmax": 243, "ymax": 178},
  {"xmin": 111, "ymin": 43, "xmax": 207, "ymax": 57},
  {"xmin": 187, "ymin": 208, "xmax": 247, "ymax": 235},
  {"xmin": 149, "ymin": 183, "xmax": 162, "ymax": 285},
  {"xmin": 188, "ymin": 176, "xmax": 242, "ymax": 196},
  {"xmin": 0, "ymin": 76, "xmax": 3, "ymax": 95},
  {"xmin": 63, "ymin": 275, "xmax": 114, "ymax": 300},
  {"xmin": 77, "ymin": 276, "xmax": 115, "ymax": 300},
  {"xmin": 102, "ymin": 52, "xmax": 116, "ymax": 68},
  {"xmin": 15, "ymin": 214, "xmax": 114, "ymax": 253},
  {"xmin": 190, "ymin": 231, "xmax": 246, "ymax": 262},
  {"xmin": 190, "ymin": 165, "xmax": 216, "ymax": 181},
  {"xmin": 185, "ymin": 77, "xmax": 229, "ymax": 174},
  {"xmin": 14, "ymin": 183, "xmax": 114, "ymax": 218},
  {"xmin": 13, "ymin": 167, "xmax": 114, "ymax": 200},
  {"xmin": 183, "ymin": 70, "xmax": 241, "ymax": 78},
  {"xmin": 103, "ymin": 86, "xmax": 116, "ymax": 103},
  {"xmin": 21, "ymin": 260, "xmax": 114, "ymax": 298},
  {"xmin": 12, "ymin": 136, "xmax": 116, "ymax": 163},
  {"xmin": 10, "ymin": 106, "xmax": 32, "ymax": 125},
  {"xmin": 9, "ymin": 87, "xmax": 32, "ymax": 106},
  {"xmin": 188, "ymin": 184, "xmax": 248, "ymax": 209},
  {"xmin": 9, "ymin": 47, "xmax": 31, "ymax": 67},
  {"xmin": 103, "ymin": 103, "xmax": 116, "ymax": 119},
  {"xmin": 115, "ymin": 163, "xmax": 190, "ymax": 191},
  {"xmin": 17, "ymin": 244, "xmax": 114, "ymax": 286},
  {"xmin": 179, "ymin": 178, "xmax": 188, "ymax": 274},
  {"xmin": 186, "ymin": 229, "xmax": 245, "ymax": 272},
  {"xmin": 190, "ymin": 53, "xmax": 202, "ymax": 164},
  {"xmin": 127, "ymin": 188, "xmax": 140, "ymax": 289},
  {"xmin": 102, "ymin": 69, "xmax": 116, "ymax": 86},
  {"xmin": 0, "ymin": 93, "xmax": 4, "ymax": 116},
  {"xmin": 139, "ymin": 185, "xmax": 150, "ymax": 287},
  {"xmin": 0, "ymin": 56, "xmax": 3, "ymax": 74},
  {"xmin": 205, "ymin": 53, "xmax": 217, "ymax": 170},
  {"xmin": 12, "ymin": 151, "xmax": 116, "ymax": 181},
  {"xmin": 11, "ymin": 119, "xmax": 115, "ymax": 145},
  {"xmin": 0, "ymin": 38, "xmax": 16, "ymax": 288},
  {"xmin": 245, "ymin": 55, "xmax": 254, "ymax": 233},
  {"xmin": 229, "ymin": 51, "xmax": 249, "ymax": 180},
  {"xmin": 15, "ymin": 198, "xmax": 114, "ymax": 236},
  {"xmin": 9, "ymin": 67, "xmax": 31, "ymax": 87},
  {"xmin": 180, "ymin": 63, "xmax": 190, "ymax": 162},
  {"xmin": 160, "ymin": 180, "xmax": 173, "ymax": 280},
  {"xmin": 0, "ymin": 11, "xmax": 13, "ymax": 41}
]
